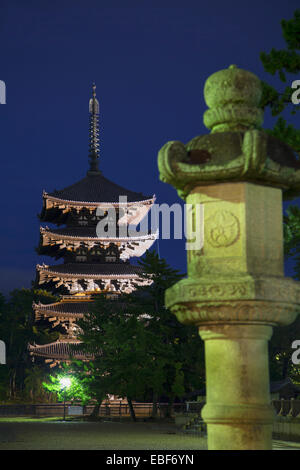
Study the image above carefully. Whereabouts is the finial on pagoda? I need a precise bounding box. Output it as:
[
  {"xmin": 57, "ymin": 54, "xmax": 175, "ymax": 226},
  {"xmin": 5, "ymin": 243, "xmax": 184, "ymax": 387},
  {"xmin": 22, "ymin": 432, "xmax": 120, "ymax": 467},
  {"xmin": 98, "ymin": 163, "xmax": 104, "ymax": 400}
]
[{"xmin": 87, "ymin": 83, "xmax": 101, "ymax": 175}]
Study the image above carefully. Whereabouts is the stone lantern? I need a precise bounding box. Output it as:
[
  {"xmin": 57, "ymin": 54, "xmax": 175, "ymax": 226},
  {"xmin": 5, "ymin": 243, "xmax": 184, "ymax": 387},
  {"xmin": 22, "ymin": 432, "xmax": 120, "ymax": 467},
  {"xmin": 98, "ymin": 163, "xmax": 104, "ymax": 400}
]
[{"xmin": 158, "ymin": 65, "xmax": 300, "ymax": 450}]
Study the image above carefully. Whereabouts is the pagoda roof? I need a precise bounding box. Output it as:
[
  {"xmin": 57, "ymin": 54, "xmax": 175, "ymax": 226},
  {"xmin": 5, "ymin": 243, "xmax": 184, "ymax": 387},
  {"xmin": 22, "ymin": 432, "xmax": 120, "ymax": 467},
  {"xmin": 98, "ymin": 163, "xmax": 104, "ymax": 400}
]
[
  {"xmin": 33, "ymin": 299, "xmax": 94, "ymax": 319},
  {"xmin": 36, "ymin": 263, "xmax": 151, "ymax": 294},
  {"xmin": 37, "ymin": 262, "xmax": 144, "ymax": 278},
  {"xmin": 40, "ymin": 226, "xmax": 157, "ymax": 242},
  {"xmin": 39, "ymin": 226, "xmax": 157, "ymax": 261},
  {"xmin": 28, "ymin": 340, "xmax": 93, "ymax": 360},
  {"xmin": 46, "ymin": 173, "xmax": 153, "ymax": 204},
  {"xmin": 41, "ymin": 187, "xmax": 155, "ymax": 226}
]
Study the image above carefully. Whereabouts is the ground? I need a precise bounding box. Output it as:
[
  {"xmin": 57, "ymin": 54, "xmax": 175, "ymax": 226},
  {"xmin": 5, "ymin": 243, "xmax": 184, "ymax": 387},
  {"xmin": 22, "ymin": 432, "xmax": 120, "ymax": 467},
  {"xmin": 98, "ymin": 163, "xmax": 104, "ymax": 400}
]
[{"xmin": 0, "ymin": 418, "xmax": 300, "ymax": 450}]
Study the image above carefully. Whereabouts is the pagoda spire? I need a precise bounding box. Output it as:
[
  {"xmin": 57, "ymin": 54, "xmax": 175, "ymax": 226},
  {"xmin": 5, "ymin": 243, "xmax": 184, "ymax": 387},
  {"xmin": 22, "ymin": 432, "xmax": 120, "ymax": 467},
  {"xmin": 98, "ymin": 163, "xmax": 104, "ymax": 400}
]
[{"xmin": 88, "ymin": 83, "xmax": 100, "ymax": 174}]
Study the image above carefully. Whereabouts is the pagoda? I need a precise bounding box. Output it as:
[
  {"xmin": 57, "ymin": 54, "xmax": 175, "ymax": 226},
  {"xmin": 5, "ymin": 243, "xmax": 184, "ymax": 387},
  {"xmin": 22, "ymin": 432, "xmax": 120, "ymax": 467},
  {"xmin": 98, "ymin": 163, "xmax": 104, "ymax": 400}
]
[{"xmin": 29, "ymin": 84, "xmax": 156, "ymax": 367}]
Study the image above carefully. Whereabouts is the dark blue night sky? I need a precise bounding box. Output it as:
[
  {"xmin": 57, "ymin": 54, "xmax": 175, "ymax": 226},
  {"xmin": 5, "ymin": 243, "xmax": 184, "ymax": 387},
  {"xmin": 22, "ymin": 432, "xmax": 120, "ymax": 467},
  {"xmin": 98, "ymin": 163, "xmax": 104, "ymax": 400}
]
[{"xmin": 0, "ymin": 0, "xmax": 299, "ymax": 295}]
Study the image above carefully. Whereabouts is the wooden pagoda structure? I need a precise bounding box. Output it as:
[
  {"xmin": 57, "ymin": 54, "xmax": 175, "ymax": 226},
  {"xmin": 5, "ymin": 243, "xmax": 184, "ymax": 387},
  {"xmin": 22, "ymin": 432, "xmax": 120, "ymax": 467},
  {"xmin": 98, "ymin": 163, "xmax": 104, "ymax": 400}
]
[{"xmin": 29, "ymin": 84, "xmax": 156, "ymax": 367}]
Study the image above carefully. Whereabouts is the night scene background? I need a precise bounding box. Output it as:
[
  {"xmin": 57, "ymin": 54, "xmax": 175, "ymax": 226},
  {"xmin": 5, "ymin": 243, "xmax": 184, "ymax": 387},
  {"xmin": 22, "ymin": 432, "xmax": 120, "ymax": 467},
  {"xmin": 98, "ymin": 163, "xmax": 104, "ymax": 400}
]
[{"xmin": 0, "ymin": 0, "xmax": 299, "ymax": 296}]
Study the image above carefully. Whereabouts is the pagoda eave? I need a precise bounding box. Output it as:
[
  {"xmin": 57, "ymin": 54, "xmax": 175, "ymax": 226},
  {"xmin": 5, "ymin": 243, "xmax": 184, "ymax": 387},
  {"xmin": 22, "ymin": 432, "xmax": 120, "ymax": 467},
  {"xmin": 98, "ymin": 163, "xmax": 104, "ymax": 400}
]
[
  {"xmin": 41, "ymin": 192, "xmax": 155, "ymax": 226},
  {"xmin": 39, "ymin": 227, "xmax": 158, "ymax": 260},
  {"xmin": 36, "ymin": 265, "xmax": 146, "ymax": 280},
  {"xmin": 40, "ymin": 226, "xmax": 158, "ymax": 242},
  {"xmin": 43, "ymin": 191, "xmax": 155, "ymax": 207},
  {"xmin": 28, "ymin": 340, "xmax": 94, "ymax": 361},
  {"xmin": 33, "ymin": 299, "xmax": 95, "ymax": 320},
  {"xmin": 35, "ymin": 263, "xmax": 151, "ymax": 294}
]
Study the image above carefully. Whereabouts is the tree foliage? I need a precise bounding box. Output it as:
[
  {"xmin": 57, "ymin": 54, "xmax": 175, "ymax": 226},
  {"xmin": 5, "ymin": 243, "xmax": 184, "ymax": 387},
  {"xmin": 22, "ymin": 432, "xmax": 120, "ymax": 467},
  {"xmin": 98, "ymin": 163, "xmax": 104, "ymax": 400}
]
[
  {"xmin": 42, "ymin": 363, "xmax": 91, "ymax": 403},
  {"xmin": 0, "ymin": 288, "xmax": 59, "ymax": 401},
  {"xmin": 75, "ymin": 251, "xmax": 205, "ymax": 420},
  {"xmin": 260, "ymin": 9, "xmax": 300, "ymax": 155},
  {"xmin": 260, "ymin": 10, "xmax": 300, "ymax": 383}
]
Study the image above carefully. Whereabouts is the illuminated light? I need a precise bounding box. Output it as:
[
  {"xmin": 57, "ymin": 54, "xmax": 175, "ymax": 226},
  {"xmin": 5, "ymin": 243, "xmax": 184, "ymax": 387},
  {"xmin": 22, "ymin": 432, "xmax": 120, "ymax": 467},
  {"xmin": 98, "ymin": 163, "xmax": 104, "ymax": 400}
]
[{"xmin": 59, "ymin": 377, "xmax": 72, "ymax": 389}]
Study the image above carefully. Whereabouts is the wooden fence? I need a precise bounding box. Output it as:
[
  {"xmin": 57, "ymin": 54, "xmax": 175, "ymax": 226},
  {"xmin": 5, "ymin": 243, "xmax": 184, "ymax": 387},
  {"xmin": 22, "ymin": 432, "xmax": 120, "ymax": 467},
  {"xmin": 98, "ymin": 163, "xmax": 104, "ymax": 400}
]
[
  {"xmin": 272, "ymin": 399, "xmax": 300, "ymax": 418},
  {"xmin": 0, "ymin": 402, "xmax": 186, "ymax": 418},
  {"xmin": 0, "ymin": 400, "xmax": 299, "ymax": 420}
]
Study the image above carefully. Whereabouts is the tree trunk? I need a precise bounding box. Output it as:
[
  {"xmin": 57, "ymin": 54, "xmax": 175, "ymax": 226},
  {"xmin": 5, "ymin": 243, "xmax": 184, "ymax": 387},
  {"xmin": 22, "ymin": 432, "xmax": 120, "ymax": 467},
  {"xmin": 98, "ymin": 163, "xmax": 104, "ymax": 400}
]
[
  {"xmin": 165, "ymin": 400, "xmax": 173, "ymax": 418},
  {"xmin": 90, "ymin": 401, "xmax": 102, "ymax": 418},
  {"xmin": 127, "ymin": 397, "xmax": 136, "ymax": 422},
  {"xmin": 10, "ymin": 370, "xmax": 16, "ymax": 398},
  {"xmin": 151, "ymin": 392, "xmax": 159, "ymax": 418}
]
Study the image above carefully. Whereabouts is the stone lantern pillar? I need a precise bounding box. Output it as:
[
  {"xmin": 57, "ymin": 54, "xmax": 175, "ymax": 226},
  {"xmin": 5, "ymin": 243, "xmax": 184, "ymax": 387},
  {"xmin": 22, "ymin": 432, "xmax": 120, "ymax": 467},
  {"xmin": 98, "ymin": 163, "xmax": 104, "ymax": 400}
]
[{"xmin": 158, "ymin": 65, "xmax": 300, "ymax": 450}]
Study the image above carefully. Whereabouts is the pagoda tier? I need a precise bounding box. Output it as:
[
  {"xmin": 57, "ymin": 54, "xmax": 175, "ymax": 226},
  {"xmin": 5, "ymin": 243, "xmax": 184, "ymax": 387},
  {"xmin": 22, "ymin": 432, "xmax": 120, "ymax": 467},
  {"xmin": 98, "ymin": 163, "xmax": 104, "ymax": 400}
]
[
  {"xmin": 33, "ymin": 299, "xmax": 94, "ymax": 321},
  {"xmin": 33, "ymin": 297, "xmax": 107, "ymax": 339},
  {"xmin": 28, "ymin": 339, "xmax": 94, "ymax": 368},
  {"xmin": 38, "ymin": 226, "xmax": 158, "ymax": 261},
  {"xmin": 40, "ymin": 183, "xmax": 155, "ymax": 226},
  {"xmin": 32, "ymin": 296, "xmax": 129, "ymax": 337},
  {"xmin": 33, "ymin": 295, "xmax": 129, "ymax": 323},
  {"xmin": 36, "ymin": 262, "xmax": 151, "ymax": 294}
]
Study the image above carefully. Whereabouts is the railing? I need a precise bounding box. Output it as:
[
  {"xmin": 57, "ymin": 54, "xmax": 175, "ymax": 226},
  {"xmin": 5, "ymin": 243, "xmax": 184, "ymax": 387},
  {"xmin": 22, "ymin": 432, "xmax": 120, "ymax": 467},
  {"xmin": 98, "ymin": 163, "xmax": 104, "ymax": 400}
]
[
  {"xmin": 0, "ymin": 400, "xmax": 296, "ymax": 419},
  {"xmin": 272, "ymin": 399, "xmax": 300, "ymax": 418},
  {"xmin": 175, "ymin": 400, "xmax": 300, "ymax": 417},
  {"xmin": 0, "ymin": 402, "xmax": 192, "ymax": 418},
  {"xmin": 271, "ymin": 399, "xmax": 300, "ymax": 442}
]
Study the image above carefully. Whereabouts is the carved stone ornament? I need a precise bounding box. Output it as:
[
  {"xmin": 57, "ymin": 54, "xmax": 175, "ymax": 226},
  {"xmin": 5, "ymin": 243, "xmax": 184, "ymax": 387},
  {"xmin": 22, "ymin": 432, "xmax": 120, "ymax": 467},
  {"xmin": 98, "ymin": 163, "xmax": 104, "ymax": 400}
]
[
  {"xmin": 205, "ymin": 210, "xmax": 240, "ymax": 247},
  {"xmin": 170, "ymin": 300, "xmax": 298, "ymax": 327},
  {"xmin": 165, "ymin": 274, "xmax": 300, "ymax": 301},
  {"xmin": 165, "ymin": 274, "xmax": 300, "ymax": 327}
]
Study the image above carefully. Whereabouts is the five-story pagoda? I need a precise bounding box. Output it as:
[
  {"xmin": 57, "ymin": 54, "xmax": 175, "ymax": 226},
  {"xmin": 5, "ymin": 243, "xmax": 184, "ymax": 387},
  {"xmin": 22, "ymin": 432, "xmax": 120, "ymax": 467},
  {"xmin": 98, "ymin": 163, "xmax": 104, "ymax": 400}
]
[{"xmin": 29, "ymin": 85, "xmax": 156, "ymax": 367}]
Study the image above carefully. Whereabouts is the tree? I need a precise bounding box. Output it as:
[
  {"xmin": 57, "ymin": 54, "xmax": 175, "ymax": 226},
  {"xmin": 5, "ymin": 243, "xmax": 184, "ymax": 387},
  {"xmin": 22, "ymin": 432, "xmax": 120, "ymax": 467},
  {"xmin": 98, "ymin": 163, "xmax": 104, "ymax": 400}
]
[
  {"xmin": 24, "ymin": 365, "xmax": 50, "ymax": 402},
  {"xmin": 0, "ymin": 288, "xmax": 59, "ymax": 400},
  {"xmin": 259, "ymin": 10, "xmax": 300, "ymax": 382},
  {"xmin": 132, "ymin": 251, "xmax": 205, "ymax": 415},
  {"xmin": 269, "ymin": 317, "xmax": 300, "ymax": 384},
  {"xmin": 76, "ymin": 294, "xmax": 168, "ymax": 421},
  {"xmin": 76, "ymin": 251, "xmax": 205, "ymax": 421},
  {"xmin": 269, "ymin": 204, "xmax": 300, "ymax": 383},
  {"xmin": 42, "ymin": 363, "xmax": 91, "ymax": 404},
  {"xmin": 69, "ymin": 360, "xmax": 110, "ymax": 418},
  {"xmin": 260, "ymin": 9, "xmax": 300, "ymax": 156},
  {"xmin": 260, "ymin": 9, "xmax": 300, "ymax": 269}
]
